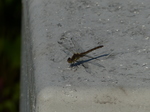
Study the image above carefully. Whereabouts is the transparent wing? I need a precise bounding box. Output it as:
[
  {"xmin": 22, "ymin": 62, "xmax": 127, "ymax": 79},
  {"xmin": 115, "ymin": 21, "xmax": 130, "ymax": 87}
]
[
  {"xmin": 71, "ymin": 37, "xmax": 84, "ymax": 53},
  {"xmin": 58, "ymin": 37, "xmax": 77, "ymax": 54},
  {"xmin": 70, "ymin": 38, "xmax": 92, "ymax": 73}
]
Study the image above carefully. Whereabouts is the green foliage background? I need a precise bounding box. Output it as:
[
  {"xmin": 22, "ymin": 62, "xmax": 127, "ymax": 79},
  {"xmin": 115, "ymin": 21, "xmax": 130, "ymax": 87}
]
[{"xmin": 0, "ymin": 0, "xmax": 21, "ymax": 112}]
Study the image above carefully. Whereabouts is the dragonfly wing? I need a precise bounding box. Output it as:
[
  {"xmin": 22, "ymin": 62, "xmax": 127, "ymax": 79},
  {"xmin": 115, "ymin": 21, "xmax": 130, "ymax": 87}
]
[
  {"xmin": 71, "ymin": 37, "xmax": 84, "ymax": 53},
  {"xmin": 81, "ymin": 62, "xmax": 92, "ymax": 74},
  {"xmin": 58, "ymin": 38, "xmax": 77, "ymax": 54},
  {"xmin": 71, "ymin": 38, "xmax": 92, "ymax": 73},
  {"xmin": 84, "ymin": 55, "xmax": 101, "ymax": 61},
  {"xmin": 88, "ymin": 61, "xmax": 105, "ymax": 68},
  {"xmin": 58, "ymin": 36, "xmax": 91, "ymax": 74}
]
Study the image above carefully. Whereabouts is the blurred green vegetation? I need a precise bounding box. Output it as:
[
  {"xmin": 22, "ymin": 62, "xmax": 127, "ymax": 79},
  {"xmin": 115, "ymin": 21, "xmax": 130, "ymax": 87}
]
[{"xmin": 0, "ymin": 0, "xmax": 21, "ymax": 112}]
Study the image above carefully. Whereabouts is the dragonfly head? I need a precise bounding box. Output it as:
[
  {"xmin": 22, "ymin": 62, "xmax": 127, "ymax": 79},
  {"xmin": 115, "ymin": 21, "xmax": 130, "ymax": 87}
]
[{"xmin": 67, "ymin": 57, "xmax": 72, "ymax": 63}]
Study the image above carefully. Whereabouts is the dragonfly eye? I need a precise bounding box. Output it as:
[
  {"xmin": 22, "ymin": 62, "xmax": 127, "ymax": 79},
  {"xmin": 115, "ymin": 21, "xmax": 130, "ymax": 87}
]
[{"xmin": 67, "ymin": 57, "xmax": 72, "ymax": 63}]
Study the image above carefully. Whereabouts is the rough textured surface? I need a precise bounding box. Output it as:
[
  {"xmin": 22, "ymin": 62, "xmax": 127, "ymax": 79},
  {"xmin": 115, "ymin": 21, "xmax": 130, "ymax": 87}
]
[{"xmin": 22, "ymin": 0, "xmax": 150, "ymax": 112}]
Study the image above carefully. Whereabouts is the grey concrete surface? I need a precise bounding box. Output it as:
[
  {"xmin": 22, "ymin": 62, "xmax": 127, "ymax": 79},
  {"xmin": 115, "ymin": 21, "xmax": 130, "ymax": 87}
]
[{"xmin": 21, "ymin": 0, "xmax": 150, "ymax": 112}]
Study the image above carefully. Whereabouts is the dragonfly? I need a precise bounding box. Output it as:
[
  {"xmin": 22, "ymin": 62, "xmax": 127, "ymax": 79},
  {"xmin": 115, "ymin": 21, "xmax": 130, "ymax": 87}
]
[
  {"xmin": 67, "ymin": 45, "xmax": 104, "ymax": 63},
  {"xmin": 58, "ymin": 37, "xmax": 104, "ymax": 67}
]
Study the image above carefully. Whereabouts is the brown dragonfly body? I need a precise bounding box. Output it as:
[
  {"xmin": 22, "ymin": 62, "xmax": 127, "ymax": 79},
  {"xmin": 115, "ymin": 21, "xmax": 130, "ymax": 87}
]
[{"xmin": 67, "ymin": 45, "xmax": 103, "ymax": 63}]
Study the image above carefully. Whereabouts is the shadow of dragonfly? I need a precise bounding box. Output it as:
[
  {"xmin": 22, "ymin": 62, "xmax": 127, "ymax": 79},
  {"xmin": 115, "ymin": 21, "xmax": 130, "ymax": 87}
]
[{"xmin": 70, "ymin": 53, "xmax": 109, "ymax": 67}]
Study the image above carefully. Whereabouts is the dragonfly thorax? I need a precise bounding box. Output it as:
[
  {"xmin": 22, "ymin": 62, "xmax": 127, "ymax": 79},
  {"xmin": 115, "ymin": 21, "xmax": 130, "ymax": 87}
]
[{"xmin": 67, "ymin": 53, "xmax": 81, "ymax": 63}]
